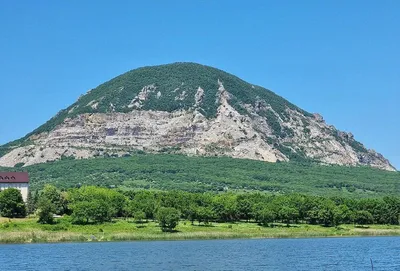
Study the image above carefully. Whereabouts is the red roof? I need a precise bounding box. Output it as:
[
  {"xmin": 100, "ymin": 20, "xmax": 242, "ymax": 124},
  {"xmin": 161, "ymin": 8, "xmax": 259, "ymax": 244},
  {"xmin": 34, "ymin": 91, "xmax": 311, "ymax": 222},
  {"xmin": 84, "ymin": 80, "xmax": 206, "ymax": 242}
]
[{"xmin": 0, "ymin": 172, "xmax": 29, "ymax": 183}]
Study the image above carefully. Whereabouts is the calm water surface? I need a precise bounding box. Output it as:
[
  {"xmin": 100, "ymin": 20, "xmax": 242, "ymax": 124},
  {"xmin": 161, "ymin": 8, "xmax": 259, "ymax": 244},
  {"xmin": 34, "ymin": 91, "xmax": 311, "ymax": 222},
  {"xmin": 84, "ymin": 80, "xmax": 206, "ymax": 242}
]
[{"xmin": 0, "ymin": 237, "xmax": 399, "ymax": 271}]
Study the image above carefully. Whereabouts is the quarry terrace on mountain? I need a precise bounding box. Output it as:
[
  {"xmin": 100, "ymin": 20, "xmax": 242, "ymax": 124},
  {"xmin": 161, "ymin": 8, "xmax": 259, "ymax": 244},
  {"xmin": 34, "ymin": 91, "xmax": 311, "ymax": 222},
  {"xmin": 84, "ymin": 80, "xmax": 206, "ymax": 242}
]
[{"xmin": 0, "ymin": 63, "xmax": 395, "ymax": 171}]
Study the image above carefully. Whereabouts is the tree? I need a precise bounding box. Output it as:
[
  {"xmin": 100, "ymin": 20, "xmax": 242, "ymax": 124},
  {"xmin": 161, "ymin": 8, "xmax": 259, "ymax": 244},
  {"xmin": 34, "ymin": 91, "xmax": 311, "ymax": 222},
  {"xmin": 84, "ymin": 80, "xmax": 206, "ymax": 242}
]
[
  {"xmin": 70, "ymin": 200, "xmax": 114, "ymax": 224},
  {"xmin": 134, "ymin": 211, "xmax": 146, "ymax": 223},
  {"xmin": 186, "ymin": 203, "xmax": 198, "ymax": 225},
  {"xmin": 237, "ymin": 197, "xmax": 253, "ymax": 222},
  {"xmin": 156, "ymin": 207, "xmax": 180, "ymax": 232},
  {"xmin": 317, "ymin": 200, "xmax": 336, "ymax": 227},
  {"xmin": 68, "ymin": 186, "xmax": 125, "ymax": 223},
  {"xmin": 212, "ymin": 193, "xmax": 238, "ymax": 222},
  {"xmin": 41, "ymin": 185, "xmax": 67, "ymax": 215},
  {"xmin": 279, "ymin": 206, "xmax": 299, "ymax": 226},
  {"xmin": 0, "ymin": 188, "xmax": 26, "ymax": 218},
  {"xmin": 303, "ymin": 197, "xmax": 322, "ymax": 224},
  {"xmin": 354, "ymin": 211, "xmax": 374, "ymax": 226},
  {"xmin": 306, "ymin": 207, "xmax": 320, "ymax": 225},
  {"xmin": 123, "ymin": 200, "xmax": 136, "ymax": 219},
  {"xmin": 128, "ymin": 191, "xmax": 156, "ymax": 220},
  {"xmin": 256, "ymin": 207, "xmax": 276, "ymax": 227},
  {"xmin": 70, "ymin": 201, "xmax": 92, "ymax": 224},
  {"xmin": 26, "ymin": 190, "xmax": 38, "ymax": 215},
  {"xmin": 196, "ymin": 206, "xmax": 215, "ymax": 225},
  {"xmin": 334, "ymin": 204, "xmax": 353, "ymax": 225},
  {"xmin": 382, "ymin": 196, "xmax": 400, "ymax": 225},
  {"xmin": 37, "ymin": 197, "xmax": 56, "ymax": 224}
]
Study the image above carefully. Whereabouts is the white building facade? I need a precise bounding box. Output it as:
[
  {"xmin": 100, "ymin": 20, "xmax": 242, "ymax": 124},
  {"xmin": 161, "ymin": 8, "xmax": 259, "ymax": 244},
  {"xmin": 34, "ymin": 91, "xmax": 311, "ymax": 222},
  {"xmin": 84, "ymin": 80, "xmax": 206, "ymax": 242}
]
[{"xmin": 0, "ymin": 172, "xmax": 29, "ymax": 202}]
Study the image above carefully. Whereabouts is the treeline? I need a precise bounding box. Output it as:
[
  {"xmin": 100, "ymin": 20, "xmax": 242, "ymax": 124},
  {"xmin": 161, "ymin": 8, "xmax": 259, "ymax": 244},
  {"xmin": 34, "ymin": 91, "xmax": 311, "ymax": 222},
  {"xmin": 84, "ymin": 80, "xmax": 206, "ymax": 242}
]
[
  {"xmin": 5, "ymin": 154, "xmax": 400, "ymax": 197},
  {"xmin": 1, "ymin": 186, "xmax": 399, "ymax": 231}
]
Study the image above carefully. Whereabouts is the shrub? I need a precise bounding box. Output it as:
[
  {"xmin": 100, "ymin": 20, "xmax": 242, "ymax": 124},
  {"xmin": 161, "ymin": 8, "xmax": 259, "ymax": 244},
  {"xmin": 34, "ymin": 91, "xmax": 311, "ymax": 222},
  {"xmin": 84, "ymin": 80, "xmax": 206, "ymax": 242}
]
[
  {"xmin": 0, "ymin": 188, "xmax": 26, "ymax": 218},
  {"xmin": 37, "ymin": 197, "xmax": 56, "ymax": 224},
  {"xmin": 354, "ymin": 211, "xmax": 374, "ymax": 225},
  {"xmin": 156, "ymin": 207, "xmax": 180, "ymax": 232}
]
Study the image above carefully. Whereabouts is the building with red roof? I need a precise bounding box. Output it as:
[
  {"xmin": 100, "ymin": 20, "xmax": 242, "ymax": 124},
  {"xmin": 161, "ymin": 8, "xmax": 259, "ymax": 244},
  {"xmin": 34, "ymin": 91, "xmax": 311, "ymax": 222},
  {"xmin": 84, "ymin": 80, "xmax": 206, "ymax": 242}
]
[{"xmin": 0, "ymin": 172, "xmax": 29, "ymax": 202}]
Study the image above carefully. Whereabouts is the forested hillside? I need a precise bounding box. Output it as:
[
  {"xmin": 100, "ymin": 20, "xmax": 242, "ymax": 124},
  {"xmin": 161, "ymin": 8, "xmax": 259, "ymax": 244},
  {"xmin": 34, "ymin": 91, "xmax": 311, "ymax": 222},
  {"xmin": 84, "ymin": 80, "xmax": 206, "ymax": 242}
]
[{"xmin": 2, "ymin": 154, "xmax": 399, "ymax": 197}]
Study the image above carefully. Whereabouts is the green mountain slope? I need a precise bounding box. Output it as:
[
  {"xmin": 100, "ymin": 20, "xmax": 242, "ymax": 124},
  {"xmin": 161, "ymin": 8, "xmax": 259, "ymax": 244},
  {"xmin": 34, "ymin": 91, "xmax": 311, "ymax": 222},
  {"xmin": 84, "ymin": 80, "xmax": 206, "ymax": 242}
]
[{"xmin": 2, "ymin": 154, "xmax": 399, "ymax": 197}]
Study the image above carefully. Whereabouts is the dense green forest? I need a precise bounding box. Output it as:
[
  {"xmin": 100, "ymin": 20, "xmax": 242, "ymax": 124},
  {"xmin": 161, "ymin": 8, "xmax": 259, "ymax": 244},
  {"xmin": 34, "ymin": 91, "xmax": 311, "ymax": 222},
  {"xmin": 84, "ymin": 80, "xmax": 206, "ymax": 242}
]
[
  {"xmin": 1, "ymin": 154, "xmax": 399, "ymax": 197},
  {"xmin": 1, "ymin": 185, "xmax": 399, "ymax": 232}
]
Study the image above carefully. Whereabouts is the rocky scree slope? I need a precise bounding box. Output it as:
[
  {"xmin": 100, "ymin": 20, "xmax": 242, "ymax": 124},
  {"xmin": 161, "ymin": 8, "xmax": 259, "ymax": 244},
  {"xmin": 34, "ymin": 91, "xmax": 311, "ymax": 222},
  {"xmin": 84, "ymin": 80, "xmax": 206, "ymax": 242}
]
[{"xmin": 0, "ymin": 63, "xmax": 395, "ymax": 171}]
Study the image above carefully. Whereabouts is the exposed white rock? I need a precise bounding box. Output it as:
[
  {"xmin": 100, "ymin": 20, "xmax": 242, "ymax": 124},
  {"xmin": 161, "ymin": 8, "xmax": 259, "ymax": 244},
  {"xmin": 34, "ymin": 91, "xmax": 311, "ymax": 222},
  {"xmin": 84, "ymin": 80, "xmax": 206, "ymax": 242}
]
[
  {"xmin": 195, "ymin": 87, "xmax": 204, "ymax": 107},
  {"xmin": 175, "ymin": 90, "xmax": 187, "ymax": 101},
  {"xmin": 86, "ymin": 100, "xmax": 99, "ymax": 110},
  {"xmin": 128, "ymin": 84, "xmax": 156, "ymax": 108},
  {"xmin": 68, "ymin": 105, "xmax": 79, "ymax": 114}
]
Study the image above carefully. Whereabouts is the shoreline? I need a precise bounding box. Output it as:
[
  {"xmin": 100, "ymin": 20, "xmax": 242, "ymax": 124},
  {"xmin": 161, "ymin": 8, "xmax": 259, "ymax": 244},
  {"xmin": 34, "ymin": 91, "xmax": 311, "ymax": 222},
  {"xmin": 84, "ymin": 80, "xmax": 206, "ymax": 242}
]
[
  {"xmin": 1, "ymin": 232, "xmax": 400, "ymax": 245},
  {"xmin": 2, "ymin": 233, "xmax": 400, "ymax": 246},
  {"xmin": 1, "ymin": 219, "xmax": 400, "ymax": 245}
]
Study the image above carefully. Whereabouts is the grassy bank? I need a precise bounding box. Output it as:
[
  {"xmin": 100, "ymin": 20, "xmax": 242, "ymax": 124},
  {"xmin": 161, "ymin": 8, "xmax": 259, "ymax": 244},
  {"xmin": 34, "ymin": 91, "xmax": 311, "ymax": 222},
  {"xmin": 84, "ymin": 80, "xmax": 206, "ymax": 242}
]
[{"xmin": 1, "ymin": 217, "xmax": 399, "ymax": 244}]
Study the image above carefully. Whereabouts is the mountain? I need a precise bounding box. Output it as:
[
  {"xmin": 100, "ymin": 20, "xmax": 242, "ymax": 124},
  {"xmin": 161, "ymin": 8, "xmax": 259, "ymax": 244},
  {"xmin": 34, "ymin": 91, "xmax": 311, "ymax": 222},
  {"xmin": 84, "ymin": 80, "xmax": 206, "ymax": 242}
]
[{"xmin": 0, "ymin": 62, "xmax": 395, "ymax": 171}]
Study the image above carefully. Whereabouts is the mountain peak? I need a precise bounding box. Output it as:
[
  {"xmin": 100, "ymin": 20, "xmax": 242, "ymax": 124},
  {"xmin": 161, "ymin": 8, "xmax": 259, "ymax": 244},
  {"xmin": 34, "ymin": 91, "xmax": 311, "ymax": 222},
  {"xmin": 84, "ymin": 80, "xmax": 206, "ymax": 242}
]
[{"xmin": 0, "ymin": 63, "xmax": 395, "ymax": 171}]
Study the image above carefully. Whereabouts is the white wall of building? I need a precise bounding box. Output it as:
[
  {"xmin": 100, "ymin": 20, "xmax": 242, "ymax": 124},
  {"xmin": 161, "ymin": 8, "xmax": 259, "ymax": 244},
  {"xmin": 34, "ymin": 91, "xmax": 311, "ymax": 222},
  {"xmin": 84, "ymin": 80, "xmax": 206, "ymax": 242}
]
[{"xmin": 0, "ymin": 183, "xmax": 29, "ymax": 202}]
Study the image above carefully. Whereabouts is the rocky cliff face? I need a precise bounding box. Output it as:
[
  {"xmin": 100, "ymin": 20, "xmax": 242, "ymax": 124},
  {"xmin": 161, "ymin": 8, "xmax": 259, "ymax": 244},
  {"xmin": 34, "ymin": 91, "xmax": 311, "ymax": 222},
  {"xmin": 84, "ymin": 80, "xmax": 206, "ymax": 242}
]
[{"xmin": 0, "ymin": 63, "xmax": 395, "ymax": 171}]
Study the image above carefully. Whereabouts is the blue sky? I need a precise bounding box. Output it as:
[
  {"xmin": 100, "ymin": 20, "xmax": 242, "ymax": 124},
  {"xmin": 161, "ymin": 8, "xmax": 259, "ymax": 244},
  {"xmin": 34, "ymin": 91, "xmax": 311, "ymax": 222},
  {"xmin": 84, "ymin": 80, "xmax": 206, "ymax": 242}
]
[{"xmin": 0, "ymin": 1, "xmax": 399, "ymax": 169}]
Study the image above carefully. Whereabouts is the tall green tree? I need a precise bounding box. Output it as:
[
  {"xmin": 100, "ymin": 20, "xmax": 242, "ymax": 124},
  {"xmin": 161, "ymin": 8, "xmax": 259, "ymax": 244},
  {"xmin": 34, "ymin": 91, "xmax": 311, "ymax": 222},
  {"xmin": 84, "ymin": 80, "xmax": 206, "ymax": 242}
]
[
  {"xmin": 237, "ymin": 196, "xmax": 253, "ymax": 222},
  {"xmin": 26, "ymin": 190, "xmax": 38, "ymax": 215},
  {"xmin": 212, "ymin": 193, "xmax": 238, "ymax": 222},
  {"xmin": 133, "ymin": 210, "xmax": 146, "ymax": 223},
  {"xmin": 37, "ymin": 197, "xmax": 56, "ymax": 224},
  {"xmin": 382, "ymin": 196, "xmax": 400, "ymax": 225},
  {"xmin": 68, "ymin": 186, "xmax": 125, "ymax": 224},
  {"xmin": 0, "ymin": 188, "xmax": 26, "ymax": 218},
  {"xmin": 334, "ymin": 204, "xmax": 353, "ymax": 225},
  {"xmin": 354, "ymin": 210, "xmax": 374, "ymax": 225},
  {"xmin": 41, "ymin": 185, "xmax": 67, "ymax": 215},
  {"xmin": 196, "ymin": 206, "xmax": 215, "ymax": 225},
  {"xmin": 279, "ymin": 206, "xmax": 299, "ymax": 226},
  {"xmin": 128, "ymin": 190, "xmax": 156, "ymax": 220},
  {"xmin": 70, "ymin": 200, "xmax": 115, "ymax": 224},
  {"xmin": 317, "ymin": 200, "xmax": 336, "ymax": 226},
  {"xmin": 156, "ymin": 207, "xmax": 180, "ymax": 232},
  {"xmin": 256, "ymin": 207, "xmax": 276, "ymax": 227},
  {"xmin": 123, "ymin": 200, "xmax": 136, "ymax": 219}
]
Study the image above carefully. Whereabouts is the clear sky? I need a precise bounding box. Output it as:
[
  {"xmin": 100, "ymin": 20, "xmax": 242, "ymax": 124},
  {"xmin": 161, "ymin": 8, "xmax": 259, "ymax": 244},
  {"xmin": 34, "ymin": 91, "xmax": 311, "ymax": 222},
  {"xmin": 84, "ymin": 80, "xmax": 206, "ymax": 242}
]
[{"xmin": 1, "ymin": 1, "xmax": 399, "ymax": 169}]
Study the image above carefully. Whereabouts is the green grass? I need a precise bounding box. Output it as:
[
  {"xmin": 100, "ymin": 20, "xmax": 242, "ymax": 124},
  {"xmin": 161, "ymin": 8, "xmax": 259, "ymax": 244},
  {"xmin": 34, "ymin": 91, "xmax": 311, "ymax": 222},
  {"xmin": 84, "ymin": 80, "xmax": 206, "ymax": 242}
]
[
  {"xmin": 1, "ymin": 217, "xmax": 399, "ymax": 244},
  {"xmin": 1, "ymin": 154, "xmax": 399, "ymax": 197}
]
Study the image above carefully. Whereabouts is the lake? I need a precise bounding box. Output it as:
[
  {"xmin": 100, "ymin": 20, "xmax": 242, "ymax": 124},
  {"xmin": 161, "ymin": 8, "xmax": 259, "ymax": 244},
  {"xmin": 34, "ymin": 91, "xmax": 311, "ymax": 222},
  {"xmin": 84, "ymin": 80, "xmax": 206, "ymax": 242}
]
[{"xmin": 0, "ymin": 237, "xmax": 399, "ymax": 270}]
